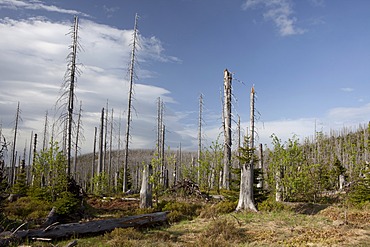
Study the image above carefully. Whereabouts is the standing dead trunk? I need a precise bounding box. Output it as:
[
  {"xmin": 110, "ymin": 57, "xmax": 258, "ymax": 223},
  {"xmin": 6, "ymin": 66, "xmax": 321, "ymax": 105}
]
[
  {"xmin": 275, "ymin": 170, "xmax": 283, "ymax": 202},
  {"xmin": 197, "ymin": 93, "xmax": 203, "ymax": 184},
  {"xmin": 223, "ymin": 69, "xmax": 232, "ymax": 190},
  {"xmin": 42, "ymin": 111, "xmax": 48, "ymax": 151},
  {"xmin": 91, "ymin": 127, "xmax": 97, "ymax": 193},
  {"xmin": 339, "ymin": 174, "xmax": 345, "ymax": 190},
  {"xmin": 66, "ymin": 16, "xmax": 79, "ymax": 177},
  {"xmin": 98, "ymin": 108, "xmax": 104, "ymax": 176},
  {"xmin": 236, "ymin": 86, "xmax": 257, "ymax": 212},
  {"xmin": 257, "ymin": 143, "xmax": 264, "ymax": 189},
  {"xmin": 123, "ymin": 13, "xmax": 139, "ymax": 193},
  {"xmin": 10, "ymin": 102, "xmax": 20, "ymax": 186},
  {"xmin": 73, "ymin": 101, "xmax": 82, "ymax": 180},
  {"xmin": 140, "ymin": 164, "xmax": 152, "ymax": 208}
]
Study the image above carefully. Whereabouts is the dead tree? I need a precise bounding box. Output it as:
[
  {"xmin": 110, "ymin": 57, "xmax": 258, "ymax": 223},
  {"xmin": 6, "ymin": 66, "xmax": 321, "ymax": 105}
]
[
  {"xmin": 0, "ymin": 212, "xmax": 168, "ymax": 245},
  {"xmin": 123, "ymin": 13, "xmax": 139, "ymax": 193},
  {"xmin": 66, "ymin": 16, "xmax": 79, "ymax": 176},
  {"xmin": 197, "ymin": 93, "xmax": 203, "ymax": 184},
  {"xmin": 116, "ymin": 112, "xmax": 123, "ymax": 189},
  {"xmin": 140, "ymin": 164, "xmax": 153, "ymax": 208},
  {"xmin": 104, "ymin": 100, "xmax": 109, "ymax": 173},
  {"xmin": 156, "ymin": 97, "xmax": 165, "ymax": 185},
  {"xmin": 91, "ymin": 126, "xmax": 97, "ymax": 193},
  {"xmin": 236, "ymin": 86, "xmax": 257, "ymax": 212},
  {"xmin": 73, "ymin": 101, "xmax": 83, "ymax": 180},
  {"xmin": 223, "ymin": 69, "xmax": 232, "ymax": 190},
  {"xmin": 10, "ymin": 102, "xmax": 21, "ymax": 186},
  {"xmin": 42, "ymin": 111, "xmax": 48, "ymax": 151},
  {"xmin": 98, "ymin": 108, "xmax": 104, "ymax": 175},
  {"xmin": 257, "ymin": 143, "xmax": 264, "ymax": 189},
  {"xmin": 55, "ymin": 16, "xmax": 81, "ymax": 177},
  {"xmin": 27, "ymin": 131, "xmax": 33, "ymax": 184},
  {"xmin": 108, "ymin": 108, "xmax": 114, "ymax": 189}
]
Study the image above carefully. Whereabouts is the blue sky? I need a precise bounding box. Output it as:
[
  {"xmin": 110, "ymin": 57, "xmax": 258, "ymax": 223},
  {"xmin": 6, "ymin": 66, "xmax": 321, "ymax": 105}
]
[{"xmin": 1, "ymin": 0, "xmax": 370, "ymax": 155}]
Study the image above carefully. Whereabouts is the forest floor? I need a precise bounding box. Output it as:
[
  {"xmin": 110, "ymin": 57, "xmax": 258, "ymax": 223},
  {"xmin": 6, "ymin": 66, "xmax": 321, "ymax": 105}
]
[{"xmin": 22, "ymin": 196, "xmax": 370, "ymax": 247}]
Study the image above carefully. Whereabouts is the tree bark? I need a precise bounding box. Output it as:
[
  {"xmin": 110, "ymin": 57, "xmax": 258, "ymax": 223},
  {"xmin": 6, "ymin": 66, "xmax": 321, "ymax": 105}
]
[
  {"xmin": 123, "ymin": 13, "xmax": 139, "ymax": 192},
  {"xmin": 236, "ymin": 86, "xmax": 257, "ymax": 212},
  {"xmin": 140, "ymin": 164, "xmax": 153, "ymax": 208},
  {"xmin": 0, "ymin": 212, "xmax": 168, "ymax": 244},
  {"xmin": 223, "ymin": 69, "xmax": 232, "ymax": 190}
]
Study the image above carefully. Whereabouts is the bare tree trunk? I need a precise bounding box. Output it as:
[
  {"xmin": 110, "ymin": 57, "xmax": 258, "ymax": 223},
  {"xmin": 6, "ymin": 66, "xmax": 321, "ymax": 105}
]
[
  {"xmin": 98, "ymin": 108, "xmax": 104, "ymax": 176},
  {"xmin": 236, "ymin": 86, "xmax": 257, "ymax": 212},
  {"xmin": 116, "ymin": 112, "xmax": 122, "ymax": 190},
  {"xmin": 31, "ymin": 133, "xmax": 37, "ymax": 186},
  {"xmin": 156, "ymin": 97, "xmax": 165, "ymax": 186},
  {"xmin": 73, "ymin": 101, "xmax": 82, "ymax": 181},
  {"xmin": 197, "ymin": 93, "xmax": 203, "ymax": 185},
  {"xmin": 140, "ymin": 164, "xmax": 153, "ymax": 208},
  {"xmin": 257, "ymin": 143, "xmax": 263, "ymax": 189},
  {"xmin": 123, "ymin": 13, "xmax": 139, "ymax": 193},
  {"xmin": 10, "ymin": 102, "xmax": 20, "ymax": 186},
  {"xmin": 108, "ymin": 108, "xmax": 114, "ymax": 190},
  {"xmin": 104, "ymin": 100, "xmax": 109, "ymax": 174},
  {"xmin": 161, "ymin": 124, "xmax": 166, "ymax": 187},
  {"xmin": 91, "ymin": 127, "xmax": 97, "ymax": 193},
  {"xmin": 67, "ymin": 16, "xmax": 79, "ymax": 177},
  {"xmin": 223, "ymin": 69, "xmax": 232, "ymax": 190},
  {"xmin": 3, "ymin": 212, "xmax": 168, "ymax": 244},
  {"xmin": 27, "ymin": 131, "xmax": 33, "ymax": 184},
  {"xmin": 275, "ymin": 170, "xmax": 283, "ymax": 202},
  {"xmin": 42, "ymin": 111, "xmax": 48, "ymax": 151}
]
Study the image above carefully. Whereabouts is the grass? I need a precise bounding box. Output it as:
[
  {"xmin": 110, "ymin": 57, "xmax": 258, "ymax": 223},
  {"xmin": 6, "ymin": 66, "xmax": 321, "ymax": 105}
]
[
  {"xmin": 3, "ymin": 196, "xmax": 370, "ymax": 246},
  {"xmin": 32, "ymin": 204, "xmax": 367, "ymax": 247}
]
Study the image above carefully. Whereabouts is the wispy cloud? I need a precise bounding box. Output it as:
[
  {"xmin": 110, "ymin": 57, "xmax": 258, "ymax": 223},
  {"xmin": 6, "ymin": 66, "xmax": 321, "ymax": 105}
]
[
  {"xmin": 327, "ymin": 103, "xmax": 370, "ymax": 125},
  {"xmin": 0, "ymin": 0, "xmax": 89, "ymax": 16},
  {"xmin": 103, "ymin": 5, "xmax": 119, "ymax": 18},
  {"xmin": 308, "ymin": 0, "xmax": 325, "ymax": 7},
  {"xmin": 340, "ymin": 87, "xmax": 354, "ymax": 92},
  {"xmin": 242, "ymin": 0, "xmax": 305, "ymax": 36}
]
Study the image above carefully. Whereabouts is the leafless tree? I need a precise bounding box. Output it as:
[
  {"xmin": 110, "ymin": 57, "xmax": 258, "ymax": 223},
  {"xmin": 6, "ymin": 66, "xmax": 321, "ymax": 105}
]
[
  {"xmin": 56, "ymin": 16, "xmax": 81, "ymax": 177},
  {"xmin": 223, "ymin": 69, "xmax": 232, "ymax": 190},
  {"xmin": 123, "ymin": 13, "xmax": 139, "ymax": 192},
  {"xmin": 10, "ymin": 102, "xmax": 21, "ymax": 186},
  {"xmin": 197, "ymin": 93, "xmax": 203, "ymax": 184},
  {"xmin": 236, "ymin": 86, "xmax": 257, "ymax": 212}
]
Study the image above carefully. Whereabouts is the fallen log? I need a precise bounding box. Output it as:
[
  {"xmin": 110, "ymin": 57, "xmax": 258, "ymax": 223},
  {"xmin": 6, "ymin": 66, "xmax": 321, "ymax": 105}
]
[{"xmin": 1, "ymin": 211, "xmax": 168, "ymax": 245}]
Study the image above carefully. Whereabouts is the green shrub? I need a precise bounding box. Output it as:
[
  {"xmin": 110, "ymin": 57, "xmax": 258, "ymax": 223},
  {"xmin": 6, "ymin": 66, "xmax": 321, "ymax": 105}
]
[
  {"xmin": 53, "ymin": 191, "xmax": 80, "ymax": 215},
  {"xmin": 162, "ymin": 201, "xmax": 202, "ymax": 223},
  {"xmin": 200, "ymin": 200, "xmax": 237, "ymax": 218},
  {"xmin": 348, "ymin": 174, "xmax": 370, "ymax": 205},
  {"xmin": 134, "ymin": 207, "xmax": 156, "ymax": 216},
  {"xmin": 257, "ymin": 197, "xmax": 291, "ymax": 212},
  {"xmin": 214, "ymin": 200, "xmax": 237, "ymax": 214},
  {"xmin": 27, "ymin": 186, "xmax": 51, "ymax": 201},
  {"xmin": 5, "ymin": 196, "xmax": 52, "ymax": 221}
]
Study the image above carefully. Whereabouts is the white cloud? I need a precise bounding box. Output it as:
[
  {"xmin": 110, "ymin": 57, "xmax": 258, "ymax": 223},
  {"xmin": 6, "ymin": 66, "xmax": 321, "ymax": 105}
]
[
  {"xmin": 198, "ymin": 100, "xmax": 370, "ymax": 150},
  {"xmin": 340, "ymin": 87, "xmax": 354, "ymax": 92},
  {"xmin": 242, "ymin": 0, "xmax": 306, "ymax": 36},
  {"xmin": 0, "ymin": 0, "xmax": 88, "ymax": 16},
  {"xmin": 327, "ymin": 103, "xmax": 370, "ymax": 125},
  {"xmin": 0, "ymin": 17, "xmax": 182, "ymax": 156}
]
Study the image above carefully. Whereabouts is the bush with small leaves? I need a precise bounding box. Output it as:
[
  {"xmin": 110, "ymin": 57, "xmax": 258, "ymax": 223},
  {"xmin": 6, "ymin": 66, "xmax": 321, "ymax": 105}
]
[
  {"xmin": 53, "ymin": 191, "xmax": 80, "ymax": 216},
  {"xmin": 162, "ymin": 201, "xmax": 202, "ymax": 223}
]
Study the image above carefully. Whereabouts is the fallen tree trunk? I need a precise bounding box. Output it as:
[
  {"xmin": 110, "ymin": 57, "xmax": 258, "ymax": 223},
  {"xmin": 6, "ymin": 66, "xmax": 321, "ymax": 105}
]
[{"xmin": 0, "ymin": 211, "xmax": 168, "ymax": 245}]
